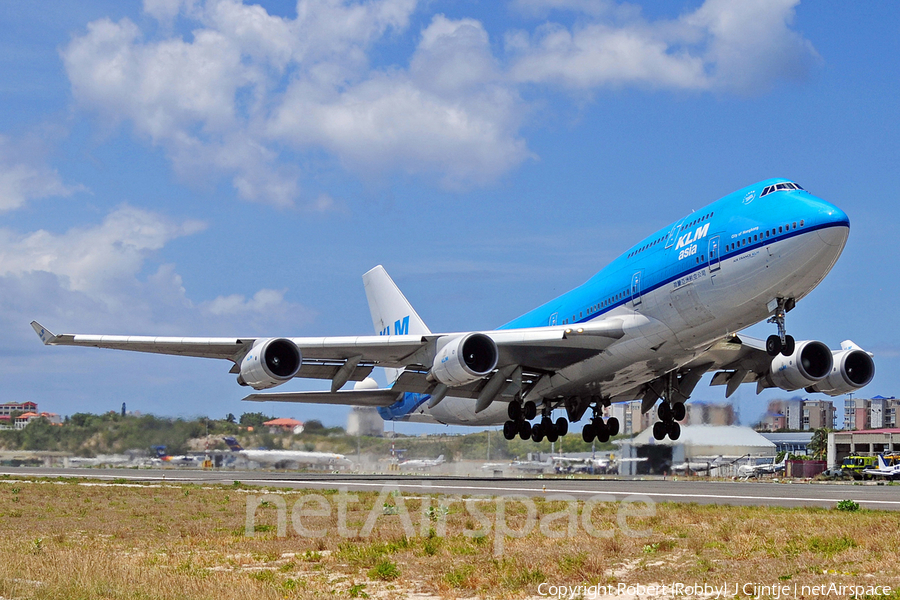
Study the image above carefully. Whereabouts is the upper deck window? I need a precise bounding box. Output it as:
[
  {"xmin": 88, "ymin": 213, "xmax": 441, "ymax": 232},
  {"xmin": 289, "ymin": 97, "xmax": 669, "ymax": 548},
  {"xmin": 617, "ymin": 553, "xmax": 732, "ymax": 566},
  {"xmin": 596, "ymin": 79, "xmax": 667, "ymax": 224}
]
[{"xmin": 761, "ymin": 182, "xmax": 804, "ymax": 197}]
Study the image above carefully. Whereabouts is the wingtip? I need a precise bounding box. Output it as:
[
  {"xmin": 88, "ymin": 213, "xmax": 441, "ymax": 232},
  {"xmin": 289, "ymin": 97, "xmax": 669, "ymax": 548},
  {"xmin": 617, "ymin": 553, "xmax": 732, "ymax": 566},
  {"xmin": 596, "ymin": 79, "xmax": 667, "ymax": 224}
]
[{"xmin": 30, "ymin": 321, "xmax": 57, "ymax": 345}]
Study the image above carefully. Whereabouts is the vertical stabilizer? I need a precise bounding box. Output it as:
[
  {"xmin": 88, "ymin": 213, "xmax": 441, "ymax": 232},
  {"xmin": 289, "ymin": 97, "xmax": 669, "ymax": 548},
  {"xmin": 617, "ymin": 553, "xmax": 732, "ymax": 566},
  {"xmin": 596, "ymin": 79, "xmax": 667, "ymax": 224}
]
[{"xmin": 362, "ymin": 265, "xmax": 431, "ymax": 384}]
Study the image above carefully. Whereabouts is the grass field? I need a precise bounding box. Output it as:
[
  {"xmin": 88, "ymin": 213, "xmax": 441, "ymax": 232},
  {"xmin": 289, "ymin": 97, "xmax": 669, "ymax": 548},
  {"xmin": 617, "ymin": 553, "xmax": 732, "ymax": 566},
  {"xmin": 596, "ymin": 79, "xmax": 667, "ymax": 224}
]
[{"xmin": 1, "ymin": 475, "xmax": 899, "ymax": 599}]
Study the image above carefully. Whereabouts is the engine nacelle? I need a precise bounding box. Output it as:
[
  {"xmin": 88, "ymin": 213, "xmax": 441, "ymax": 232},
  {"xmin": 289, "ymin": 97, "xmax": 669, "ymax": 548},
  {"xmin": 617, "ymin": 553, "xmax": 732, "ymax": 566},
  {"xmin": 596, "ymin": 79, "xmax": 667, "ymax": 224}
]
[
  {"xmin": 807, "ymin": 346, "xmax": 875, "ymax": 396},
  {"xmin": 431, "ymin": 333, "xmax": 498, "ymax": 387},
  {"xmin": 768, "ymin": 340, "xmax": 833, "ymax": 391},
  {"xmin": 237, "ymin": 338, "xmax": 302, "ymax": 390}
]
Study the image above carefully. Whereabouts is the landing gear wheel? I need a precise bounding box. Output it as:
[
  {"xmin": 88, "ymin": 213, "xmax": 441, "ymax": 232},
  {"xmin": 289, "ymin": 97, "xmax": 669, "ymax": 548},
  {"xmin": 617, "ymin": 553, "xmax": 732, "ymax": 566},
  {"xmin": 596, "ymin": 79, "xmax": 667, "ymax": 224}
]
[
  {"xmin": 658, "ymin": 402, "xmax": 672, "ymax": 421},
  {"xmin": 523, "ymin": 401, "xmax": 537, "ymax": 421},
  {"xmin": 596, "ymin": 425, "xmax": 610, "ymax": 443},
  {"xmin": 518, "ymin": 421, "xmax": 532, "ymax": 440},
  {"xmin": 667, "ymin": 421, "xmax": 681, "ymax": 441},
  {"xmin": 582, "ymin": 423, "xmax": 596, "ymax": 443},
  {"xmin": 555, "ymin": 417, "xmax": 569, "ymax": 437},
  {"xmin": 672, "ymin": 402, "xmax": 686, "ymax": 422},
  {"xmin": 507, "ymin": 402, "xmax": 521, "ymax": 421},
  {"xmin": 766, "ymin": 334, "xmax": 782, "ymax": 357},
  {"xmin": 782, "ymin": 335, "xmax": 795, "ymax": 356},
  {"xmin": 546, "ymin": 428, "xmax": 559, "ymax": 443},
  {"xmin": 503, "ymin": 420, "xmax": 517, "ymax": 440},
  {"xmin": 606, "ymin": 417, "xmax": 620, "ymax": 437},
  {"xmin": 531, "ymin": 423, "xmax": 545, "ymax": 443},
  {"xmin": 652, "ymin": 421, "xmax": 667, "ymax": 441}
]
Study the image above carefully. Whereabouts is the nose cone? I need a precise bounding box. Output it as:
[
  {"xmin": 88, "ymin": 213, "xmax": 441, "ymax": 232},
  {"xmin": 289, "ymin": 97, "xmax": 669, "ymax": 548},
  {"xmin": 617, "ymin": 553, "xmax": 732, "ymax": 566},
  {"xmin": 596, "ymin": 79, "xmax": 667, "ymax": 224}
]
[{"xmin": 807, "ymin": 195, "xmax": 850, "ymax": 248}]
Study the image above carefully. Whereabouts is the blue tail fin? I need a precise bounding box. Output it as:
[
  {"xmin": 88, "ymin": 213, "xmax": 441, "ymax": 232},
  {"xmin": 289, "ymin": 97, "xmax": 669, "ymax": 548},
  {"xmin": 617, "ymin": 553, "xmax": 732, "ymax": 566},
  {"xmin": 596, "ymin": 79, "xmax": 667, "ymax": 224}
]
[{"xmin": 223, "ymin": 437, "xmax": 243, "ymax": 452}]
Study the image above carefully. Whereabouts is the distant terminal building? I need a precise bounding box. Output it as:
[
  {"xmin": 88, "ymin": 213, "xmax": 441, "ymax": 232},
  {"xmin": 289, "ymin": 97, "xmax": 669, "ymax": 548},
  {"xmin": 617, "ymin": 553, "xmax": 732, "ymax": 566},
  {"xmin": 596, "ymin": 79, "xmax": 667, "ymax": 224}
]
[
  {"xmin": 844, "ymin": 396, "xmax": 899, "ymax": 430},
  {"xmin": 759, "ymin": 398, "xmax": 836, "ymax": 431},
  {"xmin": 759, "ymin": 432, "xmax": 813, "ymax": 455},
  {"xmin": 682, "ymin": 401, "xmax": 736, "ymax": 426},
  {"xmin": 347, "ymin": 407, "xmax": 384, "ymax": 437}
]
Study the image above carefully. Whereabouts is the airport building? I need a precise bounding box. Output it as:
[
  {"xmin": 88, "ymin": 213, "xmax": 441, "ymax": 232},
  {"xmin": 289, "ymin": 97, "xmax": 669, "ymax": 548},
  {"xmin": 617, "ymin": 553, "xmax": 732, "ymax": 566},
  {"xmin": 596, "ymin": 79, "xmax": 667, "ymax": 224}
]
[
  {"xmin": 827, "ymin": 428, "xmax": 900, "ymax": 470},
  {"xmin": 0, "ymin": 401, "xmax": 38, "ymax": 427},
  {"xmin": 617, "ymin": 425, "xmax": 776, "ymax": 476}
]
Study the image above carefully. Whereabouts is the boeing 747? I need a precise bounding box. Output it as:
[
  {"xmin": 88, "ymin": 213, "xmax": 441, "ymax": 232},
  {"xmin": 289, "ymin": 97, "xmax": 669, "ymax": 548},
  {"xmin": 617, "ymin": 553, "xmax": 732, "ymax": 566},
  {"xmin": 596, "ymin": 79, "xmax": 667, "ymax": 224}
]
[{"xmin": 32, "ymin": 179, "xmax": 874, "ymax": 443}]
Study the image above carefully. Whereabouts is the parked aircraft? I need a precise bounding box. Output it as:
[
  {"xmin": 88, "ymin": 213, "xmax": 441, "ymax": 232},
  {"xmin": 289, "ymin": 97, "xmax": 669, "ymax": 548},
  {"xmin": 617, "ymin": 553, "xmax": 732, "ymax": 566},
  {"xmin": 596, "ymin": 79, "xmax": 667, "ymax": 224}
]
[
  {"xmin": 861, "ymin": 455, "xmax": 900, "ymax": 480},
  {"xmin": 32, "ymin": 179, "xmax": 875, "ymax": 444},
  {"xmin": 222, "ymin": 437, "xmax": 350, "ymax": 469},
  {"xmin": 398, "ymin": 454, "xmax": 445, "ymax": 470},
  {"xmin": 150, "ymin": 446, "xmax": 204, "ymax": 467},
  {"xmin": 737, "ymin": 453, "xmax": 788, "ymax": 478}
]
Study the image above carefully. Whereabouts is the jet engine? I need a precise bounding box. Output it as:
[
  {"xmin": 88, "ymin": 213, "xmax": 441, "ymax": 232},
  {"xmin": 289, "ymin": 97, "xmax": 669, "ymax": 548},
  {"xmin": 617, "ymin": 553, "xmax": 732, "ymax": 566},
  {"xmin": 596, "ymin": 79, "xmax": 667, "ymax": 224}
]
[
  {"xmin": 237, "ymin": 338, "xmax": 302, "ymax": 390},
  {"xmin": 431, "ymin": 333, "xmax": 498, "ymax": 387},
  {"xmin": 807, "ymin": 343, "xmax": 875, "ymax": 396},
  {"xmin": 767, "ymin": 340, "xmax": 833, "ymax": 391}
]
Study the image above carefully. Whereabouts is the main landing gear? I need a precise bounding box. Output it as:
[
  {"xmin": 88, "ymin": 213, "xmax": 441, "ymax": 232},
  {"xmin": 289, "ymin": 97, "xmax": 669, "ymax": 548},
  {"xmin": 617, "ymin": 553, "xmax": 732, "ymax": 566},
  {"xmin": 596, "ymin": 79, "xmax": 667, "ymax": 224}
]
[
  {"xmin": 651, "ymin": 400, "xmax": 684, "ymax": 441},
  {"xmin": 501, "ymin": 399, "xmax": 570, "ymax": 443},
  {"xmin": 581, "ymin": 408, "xmax": 619, "ymax": 443},
  {"xmin": 766, "ymin": 297, "xmax": 796, "ymax": 357}
]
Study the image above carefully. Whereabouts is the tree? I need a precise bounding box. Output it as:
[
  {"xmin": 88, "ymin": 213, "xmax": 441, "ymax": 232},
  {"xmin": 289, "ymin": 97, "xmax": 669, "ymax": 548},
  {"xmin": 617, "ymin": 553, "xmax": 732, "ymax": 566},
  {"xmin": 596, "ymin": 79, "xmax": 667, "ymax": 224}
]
[
  {"xmin": 225, "ymin": 413, "xmax": 236, "ymax": 424},
  {"xmin": 239, "ymin": 412, "xmax": 268, "ymax": 428},
  {"xmin": 304, "ymin": 419, "xmax": 324, "ymax": 433},
  {"xmin": 809, "ymin": 427, "xmax": 830, "ymax": 460}
]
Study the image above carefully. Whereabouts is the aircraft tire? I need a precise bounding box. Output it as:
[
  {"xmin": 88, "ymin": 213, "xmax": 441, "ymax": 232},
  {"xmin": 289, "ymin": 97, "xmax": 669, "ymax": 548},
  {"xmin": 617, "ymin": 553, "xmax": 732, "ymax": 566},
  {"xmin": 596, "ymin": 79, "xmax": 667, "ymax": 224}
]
[
  {"xmin": 673, "ymin": 402, "xmax": 686, "ymax": 421},
  {"xmin": 658, "ymin": 402, "xmax": 672, "ymax": 421},
  {"xmin": 508, "ymin": 402, "xmax": 521, "ymax": 421},
  {"xmin": 582, "ymin": 423, "xmax": 595, "ymax": 443},
  {"xmin": 606, "ymin": 417, "xmax": 620, "ymax": 437},
  {"xmin": 531, "ymin": 424, "xmax": 545, "ymax": 443},
  {"xmin": 519, "ymin": 420, "xmax": 532, "ymax": 440},
  {"xmin": 782, "ymin": 335, "xmax": 796, "ymax": 356},
  {"xmin": 668, "ymin": 421, "xmax": 681, "ymax": 441},
  {"xmin": 652, "ymin": 421, "xmax": 666, "ymax": 441},
  {"xmin": 523, "ymin": 401, "xmax": 537, "ymax": 421},
  {"xmin": 766, "ymin": 335, "xmax": 782, "ymax": 356},
  {"xmin": 596, "ymin": 427, "xmax": 610, "ymax": 443},
  {"xmin": 555, "ymin": 417, "xmax": 568, "ymax": 437},
  {"xmin": 503, "ymin": 420, "xmax": 518, "ymax": 440}
]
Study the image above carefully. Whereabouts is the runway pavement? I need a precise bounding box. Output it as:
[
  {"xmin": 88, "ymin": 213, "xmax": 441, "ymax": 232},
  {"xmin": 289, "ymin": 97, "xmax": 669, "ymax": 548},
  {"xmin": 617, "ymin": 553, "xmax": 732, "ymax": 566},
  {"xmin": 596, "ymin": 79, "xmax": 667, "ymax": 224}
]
[{"xmin": 2, "ymin": 466, "xmax": 899, "ymax": 510}]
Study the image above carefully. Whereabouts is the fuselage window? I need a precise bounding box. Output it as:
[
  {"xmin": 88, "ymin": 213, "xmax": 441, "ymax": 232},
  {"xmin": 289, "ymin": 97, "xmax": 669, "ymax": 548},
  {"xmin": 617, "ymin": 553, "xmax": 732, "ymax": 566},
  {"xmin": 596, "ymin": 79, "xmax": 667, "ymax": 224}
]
[
  {"xmin": 800, "ymin": 219, "xmax": 804, "ymax": 227},
  {"xmin": 792, "ymin": 222, "xmax": 797, "ymax": 229}
]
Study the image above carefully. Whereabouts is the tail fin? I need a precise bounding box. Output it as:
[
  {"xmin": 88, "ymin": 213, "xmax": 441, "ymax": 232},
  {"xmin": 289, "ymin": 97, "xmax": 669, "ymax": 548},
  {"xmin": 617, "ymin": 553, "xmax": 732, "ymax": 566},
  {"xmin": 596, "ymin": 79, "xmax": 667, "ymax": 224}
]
[
  {"xmin": 152, "ymin": 445, "xmax": 167, "ymax": 458},
  {"xmin": 436, "ymin": 455, "xmax": 445, "ymax": 463},
  {"xmin": 362, "ymin": 265, "xmax": 431, "ymax": 384},
  {"xmin": 878, "ymin": 454, "xmax": 888, "ymax": 470},
  {"xmin": 223, "ymin": 437, "xmax": 244, "ymax": 452}
]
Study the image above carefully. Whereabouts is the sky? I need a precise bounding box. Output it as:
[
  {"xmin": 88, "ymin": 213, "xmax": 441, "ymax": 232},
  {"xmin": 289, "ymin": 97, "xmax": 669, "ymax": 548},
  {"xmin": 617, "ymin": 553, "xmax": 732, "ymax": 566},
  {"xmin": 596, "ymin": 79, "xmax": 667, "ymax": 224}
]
[{"xmin": 0, "ymin": 0, "xmax": 898, "ymax": 433}]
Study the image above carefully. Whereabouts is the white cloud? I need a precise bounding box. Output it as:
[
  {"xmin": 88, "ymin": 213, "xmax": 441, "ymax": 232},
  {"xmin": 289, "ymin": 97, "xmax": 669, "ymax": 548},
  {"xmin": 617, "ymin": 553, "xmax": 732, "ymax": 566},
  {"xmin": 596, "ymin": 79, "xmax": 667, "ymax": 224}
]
[
  {"xmin": 0, "ymin": 206, "xmax": 311, "ymax": 337},
  {"xmin": 507, "ymin": 0, "xmax": 818, "ymax": 93},
  {"xmin": 62, "ymin": 1, "xmax": 532, "ymax": 203},
  {"xmin": 61, "ymin": 0, "xmax": 818, "ymax": 205},
  {"xmin": 0, "ymin": 134, "xmax": 83, "ymax": 212}
]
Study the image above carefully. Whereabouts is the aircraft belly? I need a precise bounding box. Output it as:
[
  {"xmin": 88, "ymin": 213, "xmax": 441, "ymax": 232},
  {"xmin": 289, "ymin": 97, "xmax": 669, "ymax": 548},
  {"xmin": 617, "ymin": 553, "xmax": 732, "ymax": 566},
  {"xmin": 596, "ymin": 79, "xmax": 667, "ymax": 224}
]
[{"xmin": 428, "ymin": 395, "xmax": 509, "ymax": 426}]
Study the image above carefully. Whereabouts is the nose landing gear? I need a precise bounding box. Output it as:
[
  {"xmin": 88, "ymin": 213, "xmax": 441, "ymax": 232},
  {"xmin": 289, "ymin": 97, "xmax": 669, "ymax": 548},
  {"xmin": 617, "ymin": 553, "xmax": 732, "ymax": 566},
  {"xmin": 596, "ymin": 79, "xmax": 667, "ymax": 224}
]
[{"xmin": 766, "ymin": 297, "xmax": 796, "ymax": 357}]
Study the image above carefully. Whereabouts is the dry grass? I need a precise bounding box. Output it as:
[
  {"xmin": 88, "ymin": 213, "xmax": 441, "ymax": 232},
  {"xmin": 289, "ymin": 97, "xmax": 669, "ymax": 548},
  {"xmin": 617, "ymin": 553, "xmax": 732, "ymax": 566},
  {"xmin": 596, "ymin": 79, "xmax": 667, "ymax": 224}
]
[{"xmin": 1, "ymin": 475, "xmax": 899, "ymax": 599}]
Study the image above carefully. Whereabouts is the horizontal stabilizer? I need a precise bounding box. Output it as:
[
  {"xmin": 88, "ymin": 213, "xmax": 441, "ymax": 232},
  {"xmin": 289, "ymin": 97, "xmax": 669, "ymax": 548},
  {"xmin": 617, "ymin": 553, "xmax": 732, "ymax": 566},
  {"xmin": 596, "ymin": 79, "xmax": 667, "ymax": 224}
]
[{"xmin": 243, "ymin": 389, "xmax": 402, "ymax": 407}]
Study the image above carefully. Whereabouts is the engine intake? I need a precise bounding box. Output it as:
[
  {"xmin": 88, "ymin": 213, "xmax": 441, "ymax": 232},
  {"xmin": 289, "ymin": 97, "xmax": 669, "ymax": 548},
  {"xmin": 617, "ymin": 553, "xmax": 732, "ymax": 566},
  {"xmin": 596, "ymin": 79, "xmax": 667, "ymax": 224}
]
[
  {"xmin": 432, "ymin": 333, "xmax": 498, "ymax": 387},
  {"xmin": 768, "ymin": 340, "xmax": 833, "ymax": 391},
  {"xmin": 807, "ymin": 348, "xmax": 875, "ymax": 396},
  {"xmin": 238, "ymin": 338, "xmax": 302, "ymax": 390}
]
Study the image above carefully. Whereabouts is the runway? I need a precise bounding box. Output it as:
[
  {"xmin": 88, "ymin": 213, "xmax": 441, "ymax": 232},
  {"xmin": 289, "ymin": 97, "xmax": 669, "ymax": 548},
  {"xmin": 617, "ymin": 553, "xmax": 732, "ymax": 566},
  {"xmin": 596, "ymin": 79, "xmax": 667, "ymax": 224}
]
[{"xmin": 3, "ymin": 467, "xmax": 899, "ymax": 510}]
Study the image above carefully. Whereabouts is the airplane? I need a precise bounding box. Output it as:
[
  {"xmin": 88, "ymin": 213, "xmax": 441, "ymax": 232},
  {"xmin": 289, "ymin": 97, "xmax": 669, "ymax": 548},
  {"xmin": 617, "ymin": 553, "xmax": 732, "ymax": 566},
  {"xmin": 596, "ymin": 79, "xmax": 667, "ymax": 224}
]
[
  {"xmin": 398, "ymin": 454, "xmax": 445, "ymax": 470},
  {"xmin": 736, "ymin": 453, "xmax": 788, "ymax": 478},
  {"xmin": 150, "ymin": 445, "xmax": 204, "ymax": 466},
  {"xmin": 222, "ymin": 436, "xmax": 351, "ymax": 469},
  {"xmin": 31, "ymin": 178, "xmax": 875, "ymax": 444},
  {"xmin": 861, "ymin": 454, "xmax": 900, "ymax": 480}
]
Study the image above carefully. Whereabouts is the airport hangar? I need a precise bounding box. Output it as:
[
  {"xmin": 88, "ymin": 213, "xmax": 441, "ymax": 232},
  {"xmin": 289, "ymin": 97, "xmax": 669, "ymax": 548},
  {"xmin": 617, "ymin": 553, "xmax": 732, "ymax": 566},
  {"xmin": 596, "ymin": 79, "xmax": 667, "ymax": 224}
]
[{"xmin": 828, "ymin": 428, "xmax": 900, "ymax": 470}]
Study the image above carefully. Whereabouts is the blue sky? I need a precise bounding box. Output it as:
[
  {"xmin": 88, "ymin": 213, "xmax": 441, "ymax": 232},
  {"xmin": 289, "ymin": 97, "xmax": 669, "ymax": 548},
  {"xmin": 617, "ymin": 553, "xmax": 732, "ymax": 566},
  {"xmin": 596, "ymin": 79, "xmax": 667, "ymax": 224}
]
[{"xmin": 1, "ymin": 0, "xmax": 897, "ymax": 432}]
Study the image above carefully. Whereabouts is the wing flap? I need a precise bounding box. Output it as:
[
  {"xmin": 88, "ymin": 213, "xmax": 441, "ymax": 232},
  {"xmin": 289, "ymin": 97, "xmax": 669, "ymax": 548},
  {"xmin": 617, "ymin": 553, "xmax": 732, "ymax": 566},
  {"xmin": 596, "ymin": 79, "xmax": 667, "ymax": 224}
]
[{"xmin": 243, "ymin": 389, "xmax": 401, "ymax": 407}]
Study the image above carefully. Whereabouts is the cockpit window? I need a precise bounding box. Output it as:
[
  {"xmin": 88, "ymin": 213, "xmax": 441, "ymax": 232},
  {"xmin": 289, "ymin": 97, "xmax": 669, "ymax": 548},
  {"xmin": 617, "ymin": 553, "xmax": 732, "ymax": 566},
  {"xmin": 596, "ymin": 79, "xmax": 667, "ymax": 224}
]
[{"xmin": 760, "ymin": 181, "xmax": 804, "ymax": 197}]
